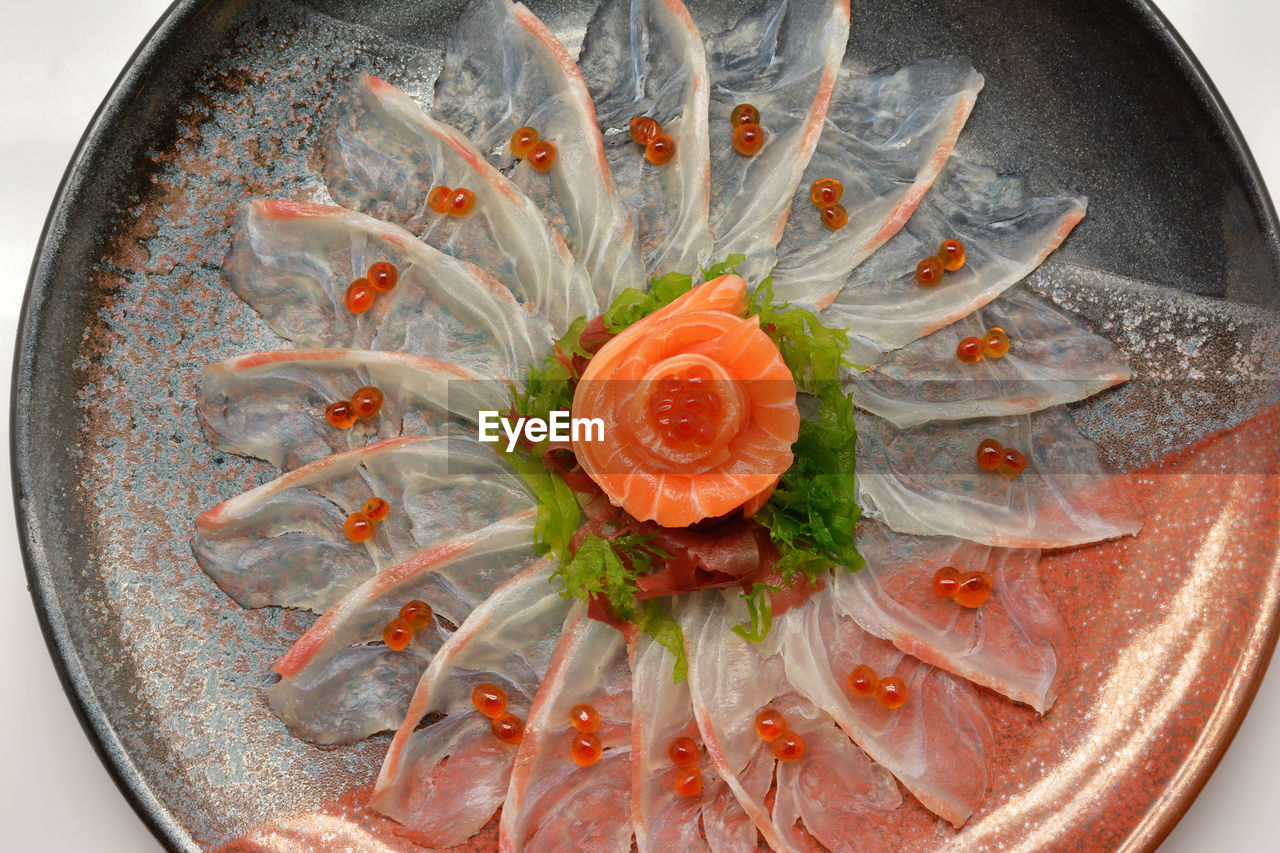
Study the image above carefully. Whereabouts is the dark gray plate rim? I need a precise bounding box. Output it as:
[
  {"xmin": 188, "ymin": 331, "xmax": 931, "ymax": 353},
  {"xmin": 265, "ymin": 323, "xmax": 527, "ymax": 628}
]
[{"xmin": 11, "ymin": 1, "xmax": 1280, "ymax": 851}]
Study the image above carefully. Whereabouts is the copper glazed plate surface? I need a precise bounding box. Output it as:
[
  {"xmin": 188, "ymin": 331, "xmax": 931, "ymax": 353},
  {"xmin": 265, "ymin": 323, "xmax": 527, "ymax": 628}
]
[{"xmin": 12, "ymin": 0, "xmax": 1280, "ymax": 851}]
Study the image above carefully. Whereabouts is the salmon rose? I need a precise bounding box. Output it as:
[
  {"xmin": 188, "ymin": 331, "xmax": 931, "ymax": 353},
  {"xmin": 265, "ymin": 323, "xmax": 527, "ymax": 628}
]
[{"xmin": 571, "ymin": 274, "xmax": 800, "ymax": 527}]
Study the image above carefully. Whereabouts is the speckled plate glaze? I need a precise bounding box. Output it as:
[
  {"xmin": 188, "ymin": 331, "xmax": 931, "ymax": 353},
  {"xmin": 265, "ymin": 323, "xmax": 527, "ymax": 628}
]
[{"xmin": 13, "ymin": 0, "xmax": 1280, "ymax": 851}]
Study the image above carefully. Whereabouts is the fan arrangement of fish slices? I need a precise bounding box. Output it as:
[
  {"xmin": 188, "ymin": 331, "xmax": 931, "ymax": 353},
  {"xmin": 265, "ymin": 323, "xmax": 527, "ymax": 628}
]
[{"xmin": 193, "ymin": 0, "xmax": 1143, "ymax": 849}]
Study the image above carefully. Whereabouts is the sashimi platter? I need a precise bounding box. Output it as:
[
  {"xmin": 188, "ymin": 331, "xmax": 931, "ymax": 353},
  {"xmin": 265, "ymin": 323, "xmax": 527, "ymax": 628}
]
[{"xmin": 17, "ymin": 0, "xmax": 1280, "ymax": 851}]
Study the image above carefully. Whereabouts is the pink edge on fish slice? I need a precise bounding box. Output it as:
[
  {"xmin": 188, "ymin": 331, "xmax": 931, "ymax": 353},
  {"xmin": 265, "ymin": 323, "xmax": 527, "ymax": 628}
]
[
  {"xmin": 192, "ymin": 435, "xmax": 533, "ymax": 613},
  {"xmin": 199, "ymin": 348, "xmax": 510, "ymax": 471},
  {"xmin": 679, "ymin": 590, "xmax": 901, "ymax": 851},
  {"xmin": 323, "ymin": 74, "xmax": 597, "ymax": 335},
  {"xmin": 499, "ymin": 609, "xmax": 634, "ymax": 852},
  {"xmin": 266, "ymin": 510, "xmax": 540, "ymax": 746},
  {"xmin": 773, "ymin": 58, "xmax": 984, "ymax": 307},
  {"xmin": 369, "ymin": 559, "xmax": 570, "ymax": 846},
  {"xmin": 705, "ymin": 0, "xmax": 850, "ymax": 283},
  {"xmin": 778, "ymin": 588, "xmax": 992, "ymax": 829},
  {"xmin": 836, "ymin": 521, "xmax": 1070, "ymax": 712}
]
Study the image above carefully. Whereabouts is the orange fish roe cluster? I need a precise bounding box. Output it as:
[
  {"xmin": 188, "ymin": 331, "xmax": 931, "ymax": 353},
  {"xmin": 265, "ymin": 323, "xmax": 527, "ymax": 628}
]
[
  {"xmin": 753, "ymin": 709, "xmax": 804, "ymax": 761},
  {"xmin": 567, "ymin": 702, "xmax": 604, "ymax": 766},
  {"xmin": 344, "ymin": 261, "xmax": 400, "ymax": 314},
  {"xmin": 629, "ymin": 115, "xmax": 676, "ymax": 165},
  {"xmin": 810, "ymin": 178, "xmax": 847, "ymax": 230},
  {"xmin": 427, "ymin": 185, "xmax": 477, "ymax": 216},
  {"xmin": 915, "ymin": 238, "xmax": 967, "ymax": 286},
  {"xmin": 974, "ymin": 438, "xmax": 1028, "ymax": 478},
  {"xmin": 933, "ymin": 568, "xmax": 995, "ymax": 608},
  {"xmin": 509, "ymin": 125, "xmax": 558, "ymax": 171},
  {"xmin": 665, "ymin": 735, "xmax": 701, "ymax": 797},
  {"xmin": 956, "ymin": 326, "xmax": 1012, "ymax": 363},
  {"xmin": 326, "ymin": 384, "xmax": 385, "ymax": 430},
  {"xmin": 344, "ymin": 491, "xmax": 391, "ymax": 543},
  {"xmin": 846, "ymin": 665, "xmax": 909, "ymax": 710},
  {"xmin": 380, "ymin": 599, "xmax": 434, "ymax": 651},
  {"xmin": 729, "ymin": 103, "xmax": 765, "ymax": 156}
]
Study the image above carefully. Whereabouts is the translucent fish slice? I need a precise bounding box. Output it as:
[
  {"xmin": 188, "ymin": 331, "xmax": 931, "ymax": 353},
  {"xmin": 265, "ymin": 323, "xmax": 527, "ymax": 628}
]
[
  {"xmin": 192, "ymin": 436, "xmax": 533, "ymax": 613},
  {"xmin": 500, "ymin": 612, "xmax": 634, "ymax": 852},
  {"xmin": 821, "ymin": 157, "xmax": 1087, "ymax": 352},
  {"xmin": 705, "ymin": 0, "xmax": 850, "ymax": 282},
  {"xmin": 225, "ymin": 200, "xmax": 549, "ymax": 370},
  {"xmin": 267, "ymin": 511, "xmax": 540, "ymax": 746},
  {"xmin": 854, "ymin": 407, "xmax": 1144, "ymax": 548},
  {"xmin": 680, "ymin": 590, "xmax": 902, "ymax": 851},
  {"xmin": 434, "ymin": 0, "xmax": 646, "ymax": 304},
  {"xmin": 321, "ymin": 73, "xmax": 597, "ymax": 334},
  {"xmin": 370, "ymin": 560, "xmax": 571, "ymax": 846},
  {"xmin": 199, "ymin": 348, "xmax": 508, "ymax": 470},
  {"xmin": 836, "ymin": 521, "xmax": 1069, "ymax": 712},
  {"xmin": 578, "ymin": 0, "xmax": 713, "ymax": 277},
  {"xmin": 778, "ymin": 588, "xmax": 992, "ymax": 828},
  {"xmin": 773, "ymin": 58, "xmax": 984, "ymax": 306},
  {"xmin": 848, "ymin": 286, "xmax": 1132, "ymax": 427}
]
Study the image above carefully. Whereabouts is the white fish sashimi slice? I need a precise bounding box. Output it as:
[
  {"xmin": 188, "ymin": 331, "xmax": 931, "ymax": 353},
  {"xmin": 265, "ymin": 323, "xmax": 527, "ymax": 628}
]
[
  {"xmin": 822, "ymin": 157, "xmax": 1087, "ymax": 351},
  {"xmin": 630, "ymin": 633, "xmax": 755, "ymax": 853},
  {"xmin": 773, "ymin": 58, "xmax": 984, "ymax": 306},
  {"xmin": 225, "ymin": 200, "xmax": 549, "ymax": 370},
  {"xmin": 370, "ymin": 560, "xmax": 570, "ymax": 846},
  {"xmin": 680, "ymin": 590, "xmax": 901, "ymax": 851},
  {"xmin": 778, "ymin": 589, "xmax": 991, "ymax": 828},
  {"xmin": 578, "ymin": 0, "xmax": 712, "ymax": 277},
  {"xmin": 500, "ymin": 612, "xmax": 634, "ymax": 852},
  {"xmin": 855, "ymin": 407, "xmax": 1143, "ymax": 548},
  {"xmin": 192, "ymin": 436, "xmax": 533, "ymax": 613},
  {"xmin": 849, "ymin": 286, "xmax": 1132, "ymax": 427},
  {"xmin": 433, "ymin": 0, "xmax": 646, "ymax": 304},
  {"xmin": 267, "ymin": 511, "xmax": 540, "ymax": 745},
  {"xmin": 199, "ymin": 348, "xmax": 507, "ymax": 470},
  {"xmin": 705, "ymin": 0, "xmax": 849, "ymax": 282},
  {"xmin": 322, "ymin": 73, "xmax": 597, "ymax": 334},
  {"xmin": 837, "ymin": 521, "xmax": 1069, "ymax": 712}
]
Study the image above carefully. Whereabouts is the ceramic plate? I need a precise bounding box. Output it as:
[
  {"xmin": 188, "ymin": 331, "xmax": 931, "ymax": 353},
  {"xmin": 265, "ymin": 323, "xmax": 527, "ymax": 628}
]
[{"xmin": 14, "ymin": 0, "xmax": 1280, "ymax": 850}]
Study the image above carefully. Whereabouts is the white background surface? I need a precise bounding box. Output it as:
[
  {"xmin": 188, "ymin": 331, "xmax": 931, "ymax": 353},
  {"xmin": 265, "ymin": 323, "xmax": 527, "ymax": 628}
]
[{"xmin": 1, "ymin": 1, "xmax": 1277, "ymax": 850}]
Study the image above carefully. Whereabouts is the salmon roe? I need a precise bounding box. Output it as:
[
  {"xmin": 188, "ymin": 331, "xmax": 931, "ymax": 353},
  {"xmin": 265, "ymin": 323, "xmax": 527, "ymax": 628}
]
[
  {"xmin": 956, "ymin": 336, "xmax": 984, "ymax": 363},
  {"xmin": 810, "ymin": 177, "xmax": 843, "ymax": 208},
  {"xmin": 570, "ymin": 703, "xmax": 600, "ymax": 733},
  {"xmin": 570, "ymin": 731, "xmax": 604, "ymax": 767},
  {"xmin": 473, "ymin": 682, "xmax": 510, "ymax": 718},
  {"xmin": 344, "ymin": 512, "xmax": 374, "ymax": 543},
  {"xmin": 754, "ymin": 709, "xmax": 787, "ymax": 742},
  {"xmin": 955, "ymin": 572, "xmax": 993, "ymax": 608},
  {"xmin": 820, "ymin": 204, "xmax": 848, "ymax": 230},
  {"xmin": 730, "ymin": 103, "xmax": 760, "ymax": 127},
  {"xmin": 325, "ymin": 400, "xmax": 358, "ymax": 429},
  {"xmin": 399, "ymin": 598, "xmax": 433, "ymax": 628},
  {"xmin": 649, "ymin": 368, "xmax": 720, "ymax": 447},
  {"xmin": 915, "ymin": 256, "xmax": 944, "ymax": 286},
  {"xmin": 511, "ymin": 125, "xmax": 540, "ymax": 158},
  {"xmin": 875, "ymin": 677, "xmax": 909, "ymax": 710},
  {"xmin": 646, "ymin": 133, "xmax": 677, "ymax": 165},
  {"xmin": 668, "ymin": 736, "xmax": 698, "ymax": 766},
  {"xmin": 492, "ymin": 713, "xmax": 525, "ymax": 744},
  {"xmin": 938, "ymin": 239, "xmax": 966, "ymax": 271},
  {"xmin": 350, "ymin": 385, "xmax": 384, "ymax": 419},
  {"xmin": 529, "ymin": 140, "xmax": 558, "ymax": 172},
  {"xmin": 427, "ymin": 186, "xmax": 451, "ymax": 214},
  {"xmin": 382, "ymin": 617, "xmax": 413, "ymax": 651},
  {"xmin": 847, "ymin": 664, "xmax": 879, "ymax": 697},
  {"xmin": 998, "ymin": 448, "xmax": 1028, "ymax": 478},
  {"xmin": 368, "ymin": 261, "xmax": 398, "ymax": 292},
  {"xmin": 771, "ymin": 730, "xmax": 805, "ymax": 761},
  {"xmin": 447, "ymin": 188, "xmax": 476, "ymax": 217},
  {"xmin": 932, "ymin": 566, "xmax": 962, "ymax": 598},
  {"xmin": 362, "ymin": 496, "xmax": 390, "ymax": 522},
  {"xmin": 733, "ymin": 122, "xmax": 765, "ymax": 156},
  {"xmin": 673, "ymin": 765, "xmax": 703, "ymax": 797},
  {"xmin": 630, "ymin": 116, "xmax": 662, "ymax": 146},
  {"xmin": 983, "ymin": 327, "xmax": 1011, "ymax": 359},
  {"xmin": 975, "ymin": 438, "xmax": 1003, "ymax": 470},
  {"xmin": 345, "ymin": 278, "xmax": 376, "ymax": 313}
]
